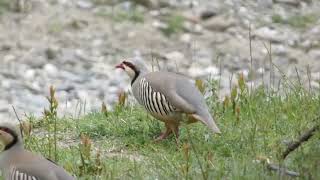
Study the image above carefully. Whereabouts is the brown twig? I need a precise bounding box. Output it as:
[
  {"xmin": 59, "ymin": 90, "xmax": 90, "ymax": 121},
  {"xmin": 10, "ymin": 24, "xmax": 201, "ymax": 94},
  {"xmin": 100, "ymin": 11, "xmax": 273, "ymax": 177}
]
[
  {"xmin": 12, "ymin": 105, "xmax": 24, "ymax": 139},
  {"xmin": 282, "ymin": 124, "xmax": 319, "ymax": 159},
  {"xmin": 256, "ymin": 156, "xmax": 300, "ymax": 177},
  {"xmin": 267, "ymin": 163, "xmax": 300, "ymax": 177},
  {"xmin": 248, "ymin": 23, "xmax": 253, "ymax": 91}
]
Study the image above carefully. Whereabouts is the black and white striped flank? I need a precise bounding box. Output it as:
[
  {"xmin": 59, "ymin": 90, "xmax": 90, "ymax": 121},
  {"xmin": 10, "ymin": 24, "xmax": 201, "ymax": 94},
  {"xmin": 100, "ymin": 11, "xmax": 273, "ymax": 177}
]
[
  {"xmin": 138, "ymin": 78, "xmax": 176, "ymax": 116},
  {"xmin": 10, "ymin": 167, "xmax": 38, "ymax": 180}
]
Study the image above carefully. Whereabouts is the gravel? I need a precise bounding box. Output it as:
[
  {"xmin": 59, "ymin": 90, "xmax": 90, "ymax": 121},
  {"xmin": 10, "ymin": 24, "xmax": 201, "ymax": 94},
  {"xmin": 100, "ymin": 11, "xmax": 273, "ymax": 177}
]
[{"xmin": 0, "ymin": 0, "xmax": 320, "ymax": 119}]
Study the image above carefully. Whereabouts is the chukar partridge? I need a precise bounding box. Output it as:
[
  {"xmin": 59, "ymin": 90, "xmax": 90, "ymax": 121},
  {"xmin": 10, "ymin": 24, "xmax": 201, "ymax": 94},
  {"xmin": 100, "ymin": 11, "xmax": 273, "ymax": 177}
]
[
  {"xmin": 0, "ymin": 121, "xmax": 75, "ymax": 180},
  {"xmin": 116, "ymin": 60, "xmax": 221, "ymax": 141}
]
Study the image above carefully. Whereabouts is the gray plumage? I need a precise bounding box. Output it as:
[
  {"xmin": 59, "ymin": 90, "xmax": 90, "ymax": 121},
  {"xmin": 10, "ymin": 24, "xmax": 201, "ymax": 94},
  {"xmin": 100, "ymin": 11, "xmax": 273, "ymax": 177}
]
[
  {"xmin": 117, "ymin": 60, "xmax": 221, "ymax": 140},
  {"xmin": 133, "ymin": 71, "xmax": 221, "ymax": 133},
  {"xmin": 0, "ymin": 121, "xmax": 75, "ymax": 180}
]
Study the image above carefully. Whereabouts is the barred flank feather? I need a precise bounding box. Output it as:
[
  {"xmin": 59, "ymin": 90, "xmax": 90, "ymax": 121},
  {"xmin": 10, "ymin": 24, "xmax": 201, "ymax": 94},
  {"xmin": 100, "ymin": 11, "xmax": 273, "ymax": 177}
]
[
  {"xmin": 138, "ymin": 78, "xmax": 176, "ymax": 116},
  {"xmin": 10, "ymin": 167, "xmax": 38, "ymax": 180}
]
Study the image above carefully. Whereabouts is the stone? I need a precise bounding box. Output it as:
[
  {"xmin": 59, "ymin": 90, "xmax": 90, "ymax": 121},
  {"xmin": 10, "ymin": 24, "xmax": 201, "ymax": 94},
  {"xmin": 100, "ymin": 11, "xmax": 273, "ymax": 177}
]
[
  {"xmin": 3, "ymin": 54, "xmax": 16, "ymax": 62},
  {"xmin": 188, "ymin": 64, "xmax": 219, "ymax": 77},
  {"xmin": 203, "ymin": 15, "xmax": 236, "ymax": 31},
  {"xmin": 20, "ymin": 94, "xmax": 47, "ymax": 109},
  {"xmin": 165, "ymin": 51, "xmax": 185, "ymax": 64},
  {"xmin": 200, "ymin": 10, "xmax": 217, "ymax": 20},
  {"xmin": 75, "ymin": 49, "xmax": 90, "ymax": 61},
  {"xmin": 183, "ymin": 21, "xmax": 203, "ymax": 34},
  {"xmin": 1, "ymin": 44, "xmax": 11, "ymax": 51},
  {"xmin": 43, "ymin": 63, "xmax": 58, "ymax": 76},
  {"xmin": 311, "ymin": 81, "xmax": 320, "ymax": 89},
  {"xmin": 1, "ymin": 80, "xmax": 11, "ymax": 89},
  {"xmin": 25, "ymin": 69, "xmax": 36, "ymax": 80},
  {"xmin": 311, "ymin": 72, "xmax": 320, "ymax": 79},
  {"xmin": 76, "ymin": 0, "xmax": 93, "ymax": 9},
  {"xmin": 0, "ymin": 0, "xmax": 319, "ymax": 120},
  {"xmin": 257, "ymin": 0, "xmax": 273, "ymax": 8},
  {"xmin": 92, "ymin": 39, "xmax": 104, "ymax": 47},
  {"xmin": 180, "ymin": 33, "xmax": 192, "ymax": 43},
  {"xmin": 274, "ymin": 0, "xmax": 300, "ymax": 6},
  {"xmin": 273, "ymin": 45, "xmax": 287, "ymax": 56},
  {"xmin": 76, "ymin": 90, "xmax": 90, "ymax": 101},
  {"xmin": 56, "ymin": 83, "xmax": 75, "ymax": 92},
  {"xmin": 0, "ymin": 100, "xmax": 8, "ymax": 112},
  {"xmin": 253, "ymin": 27, "xmax": 286, "ymax": 43},
  {"xmin": 45, "ymin": 47, "xmax": 58, "ymax": 60},
  {"xmin": 309, "ymin": 50, "xmax": 320, "ymax": 60},
  {"xmin": 152, "ymin": 20, "xmax": 168, "ymax": 29},
  {"xmin": 69, "ymin": 19, "xmax": 89, "ymax": 29},
  {"xmin": 257, "ymin": 68, "xmax": 265, "ymax": 74}
]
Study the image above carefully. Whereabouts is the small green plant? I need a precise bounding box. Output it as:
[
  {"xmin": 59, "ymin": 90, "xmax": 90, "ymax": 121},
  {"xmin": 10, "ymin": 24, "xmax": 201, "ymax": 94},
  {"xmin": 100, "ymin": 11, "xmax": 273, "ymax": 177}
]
[
  {"xmin": 77, "ymin": 134, "xmax": 103, "ymax": 176},
  {"xmin": 0, "ymin": 0, "xmax": 10, "ymax": 15},
  {"xmin": 161, "ymin": 14, "xmax": 184, "ymax": 37},
  {"xmin": 92, "ymin": 0, "xmax": 111, "ymax": 5},
  {"xmin": 131, "ymin": 0, "xmax": 153, "ymax": 7},
  {"xmin": 272, "ymin": 13, "xmax": 318, "ymax": 28},
  {"xmin": 48, "ymin": 21, "xmax": 64, "ymax": 34},
  {"xmin": 96, "ymin": 8, "xmax": 144, "ymax": 23},
  {"xmin": 42, "ymin": 86, "xmax": 59, "ymax": 161},
  {"xmin": 195, "ymin": 78, "xmax": 206, "ymax": 94},
  {"xmin": 101, "ymin": 102, "xmax": 108, "ymax": 117},
  {"xmin": 271, "ymin": 14, "xmax": 284, "ymax": 24},
  {"xmin": 117, "ymin": 91, "xmax": 127, "ymax": 107},
  {"xmin": 287, "ymin": 14, "xmax": 318, "ymax": 28}
]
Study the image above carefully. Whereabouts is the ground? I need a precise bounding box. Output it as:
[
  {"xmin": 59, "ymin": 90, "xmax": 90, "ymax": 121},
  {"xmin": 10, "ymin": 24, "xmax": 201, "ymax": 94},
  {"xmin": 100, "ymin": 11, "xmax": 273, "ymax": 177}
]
[{"xmin": 1, "ymin": 78, "xmax": 319, "ymax": 179}]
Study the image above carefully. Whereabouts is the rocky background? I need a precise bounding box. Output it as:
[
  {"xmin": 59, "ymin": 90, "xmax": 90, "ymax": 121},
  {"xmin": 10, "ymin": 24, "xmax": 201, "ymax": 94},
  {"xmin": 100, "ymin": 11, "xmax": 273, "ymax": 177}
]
[{"xmin": 0, "ymin": 0, "xmax": 319, "ymax": 119}]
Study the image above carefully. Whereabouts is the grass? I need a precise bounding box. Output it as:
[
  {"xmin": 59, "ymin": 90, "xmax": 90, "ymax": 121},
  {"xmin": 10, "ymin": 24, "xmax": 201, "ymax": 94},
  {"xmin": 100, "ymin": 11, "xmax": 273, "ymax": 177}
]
[
  {"xmin": 95, "ymin": 7, "xmax": 144, "ymax": 23},
  {"xmin": 160, "ymin": 14, "xmax": 185, "ymax": 37},
  {"xmin": 48, "ymin": 20, "xmax": 65, "ymax": 34},
  {"xmin": 0, "ymin": 0, "xmax": 10, "ymax": 15},
  {"xmin": 1, "ymin": 77, "xmax": 319, "ymax": 180},
  {"xmin": 272, "ymin": 13, "xmax": 318, "ymax": 28}
]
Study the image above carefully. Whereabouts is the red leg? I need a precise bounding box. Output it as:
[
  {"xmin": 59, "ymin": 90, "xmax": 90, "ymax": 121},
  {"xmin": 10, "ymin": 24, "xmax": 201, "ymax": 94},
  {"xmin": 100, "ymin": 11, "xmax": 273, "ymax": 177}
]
[
  {"xmin": 153, "ymin": 121, "xmax": 180, "ymax": 145},
  {"xmin": 154, "ymin": 123, "xmax": 172, "ymax": 142},
  {"xmin": 169, "ymin": 124, "xmax": 180, "ymax": 145}
]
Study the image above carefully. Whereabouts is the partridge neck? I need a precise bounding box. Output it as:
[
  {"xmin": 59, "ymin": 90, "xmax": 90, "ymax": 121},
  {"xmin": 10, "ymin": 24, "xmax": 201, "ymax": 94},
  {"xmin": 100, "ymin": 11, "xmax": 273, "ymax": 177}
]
[
  {"xmin": 4, "ymin": 135, "xmax": 21, "ymax": 151},
  {"xmin": 131, "ymin": 71, "xmax": 140, "ymax": 85}
]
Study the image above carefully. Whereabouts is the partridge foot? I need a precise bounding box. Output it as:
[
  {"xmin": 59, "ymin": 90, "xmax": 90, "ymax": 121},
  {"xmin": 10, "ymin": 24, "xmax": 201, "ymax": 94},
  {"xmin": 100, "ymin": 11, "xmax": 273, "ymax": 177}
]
[{"xmin": 153, "ymin": 129, "xmax": 172, "ymax": 142}]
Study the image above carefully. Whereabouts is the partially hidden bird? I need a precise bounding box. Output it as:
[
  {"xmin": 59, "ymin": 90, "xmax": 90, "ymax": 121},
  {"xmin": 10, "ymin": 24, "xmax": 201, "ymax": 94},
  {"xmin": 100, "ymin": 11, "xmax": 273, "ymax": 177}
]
[
  {"xmin": 0, "ymin": 121, "xmax": 75, "ymax": 180},
  {"xmin": 116, "ymin": 60, "xmax": 221, "ymax": 142}
]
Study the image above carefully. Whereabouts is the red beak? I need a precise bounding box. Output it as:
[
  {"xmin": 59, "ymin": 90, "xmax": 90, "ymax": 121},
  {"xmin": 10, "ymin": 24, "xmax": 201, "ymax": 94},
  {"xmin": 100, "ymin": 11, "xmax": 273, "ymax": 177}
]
[{"xmin": 115, "ymin": 63, "xmax": 124, "ymax": 70}]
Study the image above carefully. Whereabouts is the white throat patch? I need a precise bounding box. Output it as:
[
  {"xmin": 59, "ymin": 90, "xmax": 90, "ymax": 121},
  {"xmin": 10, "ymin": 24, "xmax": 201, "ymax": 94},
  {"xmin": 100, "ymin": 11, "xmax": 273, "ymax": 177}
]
[{"xmin": 124, "ymin": 65, "xmax": 136, "ymax": 79}]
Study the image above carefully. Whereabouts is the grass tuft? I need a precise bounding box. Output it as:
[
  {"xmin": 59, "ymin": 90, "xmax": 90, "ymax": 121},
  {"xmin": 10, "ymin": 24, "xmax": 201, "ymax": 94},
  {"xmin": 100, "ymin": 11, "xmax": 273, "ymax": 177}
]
[
  {"xmin": 0, "ymin": 0, "xmax": 10, "ymax": 15},
  {"xmin": 96, "ymin": 7, "xmax": 144, "ymax": 23},
  {"xmin": 272, "ymin": 13, "xmax": 318, "ymax": 28},
  {"xmin": 161, "ymin": 14, "xmax": 185, "ymax": 37}
]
